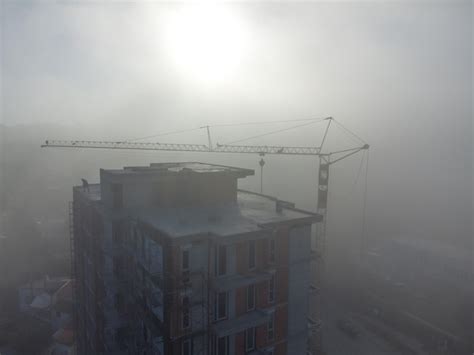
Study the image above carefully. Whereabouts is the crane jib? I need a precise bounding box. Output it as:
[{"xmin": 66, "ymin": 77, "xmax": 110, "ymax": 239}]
[{"xmin": 41, "ymin": 140, "xmax": 324, "ymax": 156}]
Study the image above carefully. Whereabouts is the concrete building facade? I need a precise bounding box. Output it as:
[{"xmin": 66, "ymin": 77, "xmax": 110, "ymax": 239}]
[{"xmin": 72, "ymin": 162, "xmax": 320, "ymax": 355}]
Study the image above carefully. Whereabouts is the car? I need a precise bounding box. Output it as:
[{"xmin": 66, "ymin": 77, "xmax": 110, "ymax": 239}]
[{"xmin": 336, "ymin": 318, "xmax": 360, "ymax": 338}]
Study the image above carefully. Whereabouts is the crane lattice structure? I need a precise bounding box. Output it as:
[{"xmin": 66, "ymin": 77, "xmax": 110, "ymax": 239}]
[{"xmin": 42, "ymin": 116, "xmax": 369, "ymax": 355}]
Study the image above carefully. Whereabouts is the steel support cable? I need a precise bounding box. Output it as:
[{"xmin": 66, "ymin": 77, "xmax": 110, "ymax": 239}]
[
  {"xmin": 332, "ymin": 119, "xmax": 367, "ymax": 145},
  {"xmin": 124, "ymin": 127, "xmax": 203, "ymax": 142},
  {"xmin": 124, "ymin": 117, "xmax": 328, "ymax": 143},
  {"xmin": 319, "ymin": 118, "xmax": 332, "ymax": 153},
  {"xmin": 332, "ymin": 149, "xmax": 366, "ymax": 201},
  {"xmin": 360, "ymin": 149, "xmax": 370, "ymax": 263},
  {"xmin": 222, "ymin": 119, "xmax": 327, "ymax": 145},
  {"xmin": 207, "ymin": 116, "xmax": 329, "ymax": 128}
]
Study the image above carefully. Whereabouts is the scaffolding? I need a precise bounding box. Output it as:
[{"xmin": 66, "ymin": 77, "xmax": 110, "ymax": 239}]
[
  {"xmin": 97, "ymin": 218, "xmax": 212, "ymax": 355},
  {"xmin": 68, "ymin": 201, "xmax": 77, "ymax": 347}
]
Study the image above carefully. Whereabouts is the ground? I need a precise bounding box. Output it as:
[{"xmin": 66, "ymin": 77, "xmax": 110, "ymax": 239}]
[{"xmin": 324, "ymin": 300, "xmax": 407, "ymax": 355}]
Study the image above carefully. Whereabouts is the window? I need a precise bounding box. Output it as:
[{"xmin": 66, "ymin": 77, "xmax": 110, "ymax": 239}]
[
  {"xmin": 247, "ymin": 284, "xmax": 255, "ymax": 311},
  {"xmin": 269, "ymin": 238, "xmax": 276, "ymax": 263},
  {"xmin": 217, "ymin": 245, "xmax": 227, "ymax": 276},
  {"xmin": 245, "ymin": 327, "xmax": 256, "ymax": 351},
  {"xmin": 216, "ymin": 336, "xmax": 228, "ymax": 355},
  {"xmin": 268, "ymin": 275, "xmax": 275, "ymax": 303},
  {"xmin": 116, "ymin": 327, "xmax": 128, "ymax": 348},
  {"xmin": 112, "ymin": 222, "xmax": 122, "ymax": 245},
  {"xmin": 115, "ymin": 293, "xmax": 124, "ymax": 313},
  {"xmin": 143, "ymin": 325, "xmax": 148, "ymax": 342},
  {"xmin": 182, "ymin": 296, "xmax": 190, "ymax": 329},
  {"xmin": 111, "ymin": 183, "xmax": 123, "ymax": 209},
  {"xmin": 113, "ymin": 256, "xmax": 124, "ymax": 280},
  {"xmin": 182, "ymin": 250, "xmax": 190, "ymax": 271},
  {"xmin": 182, "ymin": 249, "xmax": 190, "ymax": 283},
  {"xmin": 182, "ymin": 339, "xmax": 191, "ymax": 355},
  {"xmin": 248, "ymin": 240, "xmax": 256, "ymax": 269},
  {"xmin": 216, "ymin": 292, "xmax": 228, "ymax": 320},
  {"xmin": 268, "ymin": 313, "xmax": 275, "ymax": 341}
]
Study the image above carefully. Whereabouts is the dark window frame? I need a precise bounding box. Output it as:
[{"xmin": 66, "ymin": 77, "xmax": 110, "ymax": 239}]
[
  {"xmin": 216, "ymin": 335, "xmax": 229, "ymax": 355},
  {"xmin": 182, "ymin": 296, "xmax": 190, "ymax": 329},
  {"xmin": 247, "ymin": 284, "xmax": 255, "ymax": 311},
  {"xmin": 269, "ymin": 238, "xmax": 276, "ymax": 264},
  {"xmin": 245, "ymin": 327, "xmax": 256, "ymax": 351},
  {"xmin": 216, "ymin": 291, "xmax": 228, "ymax": 320},
  {"xmin": 217, "ymin": 245, "xmax": 227, "ymax": 276},
  {"xmin": 268, "ymin": 312, "xmax": 275, "ymax": 341},
  {"xmin": 182, "ymin": 338, "xmax": 191, "ymax": 355},
  {"xmin": 114, "ymin": 292, "xmax": 124, "ymax": 313},
  {"xmin": 268, "ymin": 275, "xmax": 275, "ymax": 303},
  {"xmin": 182, "ymin": 248, "xmax": 190, "ymax": 284},
  {"xmin": 182, "ymin": 249, "xmax": 190, "ymax": 272},
  {"xmin": 248, "ymin": 240, "xmax": 256, "ymax": 270}
]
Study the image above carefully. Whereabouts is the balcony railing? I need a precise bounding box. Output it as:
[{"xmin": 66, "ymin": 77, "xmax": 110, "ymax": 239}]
[
  {"xmin": 209, "ymin": 270, "xmax": 274, "ymax": 292},
  {"xmin": 212, "ymin": 307, "xmax": 274, "ymax": 338}
]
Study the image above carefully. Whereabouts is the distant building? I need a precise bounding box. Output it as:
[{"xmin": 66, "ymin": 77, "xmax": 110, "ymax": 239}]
[
  {"xmin": 72, "ymin": 162, "xmax": 321, "ymax": 355},
  {"xmin": 18, "ymin": 276, "xmax": 75, "ymax": 354},
  {"xmin": 18, "ymin": 276, "xmax": 73, "ymax": 325}
]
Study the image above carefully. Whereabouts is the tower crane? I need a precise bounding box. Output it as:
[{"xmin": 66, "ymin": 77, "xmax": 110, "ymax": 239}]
[{"xmin": 41, "ymin": 116, "xmax": 369, "ymax": 355}]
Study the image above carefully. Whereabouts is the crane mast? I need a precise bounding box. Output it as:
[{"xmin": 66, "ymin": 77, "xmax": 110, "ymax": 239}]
[{"xmin": 41, "ymin": 117, "xmax": 368, "ymax": 355}]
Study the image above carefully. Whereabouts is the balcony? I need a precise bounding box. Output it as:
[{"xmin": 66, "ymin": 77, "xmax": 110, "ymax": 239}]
[
  {"xmin": 210, "ymin": 270, "xmax": 274, "ymax": 292},
  {"xmin": 247, "ymin": 350, "xmax": 274, "ymax": 355},
  {"xmin": 212, "ymin": 308, "xmax": 274, "ymax": 337}
]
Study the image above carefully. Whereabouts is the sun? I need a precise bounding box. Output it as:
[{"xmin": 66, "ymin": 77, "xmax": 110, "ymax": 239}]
[{"xmin": 163, "ymin": 4, "xmax": 249, "ymax": 86}]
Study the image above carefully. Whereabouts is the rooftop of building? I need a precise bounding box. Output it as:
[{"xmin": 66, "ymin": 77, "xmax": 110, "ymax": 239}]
[
  {"xmin": 76, "ymin": 184, "xmax": 319, "ymax": 238},
  {"xmin": 138, "ymin": 189, "xmax": 319, "ymax": 238},
  {"xmin": 101, "ymin": 161, "xmax": 254, "ymax": 178},
  {"xmin": 74, "ymin": 162, "xmax": 321, "ymax": 238}
]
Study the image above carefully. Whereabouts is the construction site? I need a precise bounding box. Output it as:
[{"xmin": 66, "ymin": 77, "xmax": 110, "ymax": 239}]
[
  {"xmin": 43, "ymin": 117, "xmax": 370, "ymax": 355},
  {"xmin": 2, "ymin": 3, "xmax": 471, "ymax": 355},
  {"xmin": 72, "ymin": 162, "xmax": 322, "ymax": 355},
  {"xmin": 42, "ymin": 114, "xmax": 471, "ymax": 355}
]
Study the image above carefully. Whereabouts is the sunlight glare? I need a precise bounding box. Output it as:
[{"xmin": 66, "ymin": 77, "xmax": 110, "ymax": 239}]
[{"xmin": 163, "ymin": 5, "xmax": 249, "ymax": 86}]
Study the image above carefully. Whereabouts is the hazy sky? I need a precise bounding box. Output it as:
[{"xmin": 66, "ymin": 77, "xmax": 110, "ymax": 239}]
[
  {"xmin": 2, "ymin": 1, "xmax": 471, "ymax": 126},
  {"xmin": 1, "ymin": 1, "xmax": 472, "ymax": 246}
]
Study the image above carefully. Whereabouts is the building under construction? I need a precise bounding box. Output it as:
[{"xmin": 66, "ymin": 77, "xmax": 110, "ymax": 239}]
[{"xmin": 72, "ymin": 162, "xmax": 322, "ymax": 355}]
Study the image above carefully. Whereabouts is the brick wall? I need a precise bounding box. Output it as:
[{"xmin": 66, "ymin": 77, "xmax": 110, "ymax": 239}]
[{"xmin": 233, "ymin": 227, "xmax": 290, "ymax": 354}]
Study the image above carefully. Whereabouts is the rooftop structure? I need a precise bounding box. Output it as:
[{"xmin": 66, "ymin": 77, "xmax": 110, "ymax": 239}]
[{"xmin": 73, "ymin": 162, "xmax": 321, "ymax": 355}]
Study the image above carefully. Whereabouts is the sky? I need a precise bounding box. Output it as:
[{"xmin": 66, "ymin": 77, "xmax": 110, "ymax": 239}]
[
  {"xmin": 1, "ymin": 1, "xmax": 472, "ymax": 249},
  {"xmin": 2, "ymin": 1, "xmax": 471, "ymax": 126}
]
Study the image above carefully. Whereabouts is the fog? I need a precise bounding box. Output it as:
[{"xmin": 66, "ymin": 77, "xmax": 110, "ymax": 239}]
[{"xmin": 0, "ymin": 1, "xmax": 472, "ymax": 354}]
